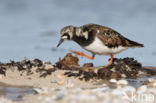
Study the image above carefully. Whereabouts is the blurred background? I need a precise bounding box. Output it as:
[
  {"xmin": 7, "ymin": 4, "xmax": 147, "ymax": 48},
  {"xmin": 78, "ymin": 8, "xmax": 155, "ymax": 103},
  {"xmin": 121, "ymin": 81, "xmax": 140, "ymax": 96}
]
[{"xmin": 0, "ymin": 0, "xmax": 155, "ymax": 66}]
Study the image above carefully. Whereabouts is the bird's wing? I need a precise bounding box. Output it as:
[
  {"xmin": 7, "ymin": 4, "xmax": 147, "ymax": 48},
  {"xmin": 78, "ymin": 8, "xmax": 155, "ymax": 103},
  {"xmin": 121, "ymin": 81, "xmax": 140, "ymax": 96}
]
[
  {"xmin": 81, "ymin": 24, "xmax": 127, "ymax": 48},
  {"xmin": 81, "ymin": 24, "xmax": 144, "ymax": 48},
  {"xmin": 97, "ymin": 29, "xmax": 128, "ymax": 48},
  {"xmin": 97, "ymin": 28, "xmax": 144, "ymax": 48}
]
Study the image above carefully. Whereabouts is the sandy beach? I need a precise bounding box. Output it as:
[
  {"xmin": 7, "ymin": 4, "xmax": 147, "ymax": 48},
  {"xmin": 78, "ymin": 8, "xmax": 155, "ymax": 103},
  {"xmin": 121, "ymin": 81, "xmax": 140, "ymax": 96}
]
[{"xmin": 0, "ymin": 53, "xmax": 155, "ymax": 103}]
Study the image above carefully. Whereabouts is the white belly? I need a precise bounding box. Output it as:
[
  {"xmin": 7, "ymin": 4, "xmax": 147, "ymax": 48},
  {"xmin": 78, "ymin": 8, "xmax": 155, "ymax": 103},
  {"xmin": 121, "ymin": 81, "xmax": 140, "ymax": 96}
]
[{"xmin": 83, "ymin": 37, "xmax": 128, "ymax": 55}]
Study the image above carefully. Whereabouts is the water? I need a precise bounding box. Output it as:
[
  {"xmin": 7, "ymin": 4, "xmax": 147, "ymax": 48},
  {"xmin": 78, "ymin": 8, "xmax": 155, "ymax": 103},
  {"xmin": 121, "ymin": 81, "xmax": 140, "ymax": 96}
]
[
  {"xmin": 0, "ymin": 82, "xmax": 35, "ymax": 101},
  {"xmin": 127, "ymin": 76, "xmax": 156, "ymax": 88},
  {"xmin": 0, "ymin": 0, "xmax": 156, "ymax": 66}
]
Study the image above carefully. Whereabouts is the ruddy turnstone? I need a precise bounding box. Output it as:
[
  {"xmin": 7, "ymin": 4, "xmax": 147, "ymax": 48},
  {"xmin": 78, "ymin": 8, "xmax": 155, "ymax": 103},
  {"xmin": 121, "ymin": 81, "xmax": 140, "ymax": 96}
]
[{"xmin": 57, "ymin": 24, "xmax": 144, "ymax": 67}]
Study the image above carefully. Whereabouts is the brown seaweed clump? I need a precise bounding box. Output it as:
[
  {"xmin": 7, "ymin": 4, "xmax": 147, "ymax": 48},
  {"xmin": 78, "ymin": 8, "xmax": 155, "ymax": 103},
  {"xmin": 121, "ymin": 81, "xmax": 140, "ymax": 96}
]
[
  {"xmin": 0, "ymin": 58, "xmax": 55, "ymax": 77},
  {"xmin": 56, "ymin": 53, "xmax": 79, "ymax": 70},
  {"xmin": 0, "ymin": 53, "xmax": 155, "ymax": 81},
  {"xmin": 98, "ymin": 58, "xmax": 143, "ymax": 79},
  {"xmin": 56, "ymin": 53, "xmax": 155, "ymax": 81}
]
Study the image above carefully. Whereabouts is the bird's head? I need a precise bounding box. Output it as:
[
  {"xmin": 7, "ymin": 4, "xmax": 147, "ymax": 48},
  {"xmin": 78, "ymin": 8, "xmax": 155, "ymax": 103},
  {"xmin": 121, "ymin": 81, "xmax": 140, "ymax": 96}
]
[{"xmin": 57, "ymin": 25, "xmax": 75, "ymax": 47}]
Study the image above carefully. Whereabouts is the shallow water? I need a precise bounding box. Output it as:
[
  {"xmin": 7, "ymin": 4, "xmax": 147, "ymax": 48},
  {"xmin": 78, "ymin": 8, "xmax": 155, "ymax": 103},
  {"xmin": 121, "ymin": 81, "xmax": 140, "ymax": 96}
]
[
  {"xmin": 0, "ymin": 0, "xmax": 156, "ymax": 66},
  {"xmin": 0, "ymin": 82, "xmax": 35, "ymax": 101},
  {"xmin": 126, "ymin": 76, "xmax": 156, "ymax": 88}
]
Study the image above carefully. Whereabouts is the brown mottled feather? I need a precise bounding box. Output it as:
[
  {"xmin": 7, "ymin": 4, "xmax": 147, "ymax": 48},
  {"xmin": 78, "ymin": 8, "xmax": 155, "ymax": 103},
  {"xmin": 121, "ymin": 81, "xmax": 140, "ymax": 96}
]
[{"xmin": 81, "ymin": 24, "xmax": 144, "ymax": 48}]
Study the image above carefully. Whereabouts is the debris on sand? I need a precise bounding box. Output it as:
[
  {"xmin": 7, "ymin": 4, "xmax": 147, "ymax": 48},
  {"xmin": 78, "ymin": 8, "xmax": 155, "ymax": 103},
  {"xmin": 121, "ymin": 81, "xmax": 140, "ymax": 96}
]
[
  {"xmin": 56, "ymin": 53, "xmax": 155, "ymax": 81},
  {"xmin": 0, "ymin": 53, "xmax": 155, "ymax": 81},
  {"xmin": 56, "ymin": 53, "xmax": 79, "ymax": 70},
  {"xmin": 0, "ymin": 58, "xmax": 55, "ymax": 77}
]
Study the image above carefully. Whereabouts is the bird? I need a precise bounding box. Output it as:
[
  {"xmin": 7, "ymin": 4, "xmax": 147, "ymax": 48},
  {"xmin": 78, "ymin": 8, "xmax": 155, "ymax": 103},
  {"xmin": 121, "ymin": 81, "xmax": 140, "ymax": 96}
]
[{"xmin": 57, "ymin": 23, "xmax": 144, "ymax": 67}]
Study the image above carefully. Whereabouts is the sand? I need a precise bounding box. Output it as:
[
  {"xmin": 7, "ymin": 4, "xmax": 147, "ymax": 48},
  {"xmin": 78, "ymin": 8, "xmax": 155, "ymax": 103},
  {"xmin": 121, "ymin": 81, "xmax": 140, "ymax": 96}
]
[{"xmin": 0, "ymin": 53, "xmax": 155, "ymax": 103}]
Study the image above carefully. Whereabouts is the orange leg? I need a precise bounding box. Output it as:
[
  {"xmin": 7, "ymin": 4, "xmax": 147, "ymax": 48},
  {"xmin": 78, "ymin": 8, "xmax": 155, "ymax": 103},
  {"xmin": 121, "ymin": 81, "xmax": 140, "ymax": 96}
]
[
  {"xmin": 72, "ymin": 51, "xmax": 95, "ymax": 60},
  {"xmin": 104, "ymin": 54, "xmax": 114, "ymax": 67}
]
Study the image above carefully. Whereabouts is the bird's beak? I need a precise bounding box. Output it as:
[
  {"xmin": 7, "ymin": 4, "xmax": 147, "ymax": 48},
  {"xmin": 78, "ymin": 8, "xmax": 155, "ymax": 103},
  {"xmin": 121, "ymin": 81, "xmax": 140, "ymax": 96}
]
[{"xmin": 57, "ymin": 39, "xmax": 64, "ymax": 47}]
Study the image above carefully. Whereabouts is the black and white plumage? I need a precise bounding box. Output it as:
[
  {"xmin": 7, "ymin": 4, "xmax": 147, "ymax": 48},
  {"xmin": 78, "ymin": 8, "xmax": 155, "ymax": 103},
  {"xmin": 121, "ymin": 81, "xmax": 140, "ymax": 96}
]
[{"xmin": 57, "ymin": 23, "xmax": 144, "ymax": 66}]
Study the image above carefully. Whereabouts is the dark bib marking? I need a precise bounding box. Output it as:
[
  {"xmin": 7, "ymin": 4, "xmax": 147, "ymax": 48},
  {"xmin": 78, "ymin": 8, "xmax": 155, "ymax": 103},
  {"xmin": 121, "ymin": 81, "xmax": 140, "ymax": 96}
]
[{"xmin": 73, "ymin": 30, "xmax": 95, "ymax": 47}]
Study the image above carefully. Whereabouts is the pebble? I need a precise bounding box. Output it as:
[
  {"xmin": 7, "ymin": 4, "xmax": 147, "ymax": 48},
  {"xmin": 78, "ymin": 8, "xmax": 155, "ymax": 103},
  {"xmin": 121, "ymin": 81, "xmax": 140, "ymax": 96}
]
[
  {"xmin": 121, "ymin": 74, "xmax": 126, "ymax": 78},
  {"xmin": 44, "ymin": 64, "xmax": 54, "ymax": 70},
  {"xmin": 102, "ymin": 83, "xmax": 107, "ymax": 86},
  {"xmin": 153, "ymin": 82, "xmax": 156, "ymax": 87},
  {"xmin": 109, "ymin": 79, "xmax": 117, "ymax": 83},
  {"xmin": 34, "ymin": 87, "xmax": 48, "ymax": 95},
  {"xmin": 51, "ymin": 80, "xmax": 57, "ymax": 83},
  {"xmin": 148, "ymin": 78, "xmax": 156, "ymax": 83},
  {"xmin": 117, "ymin": 80, "xmax": 128, "ymax": 85},
  {"xmin": 55, "ymin": 92, "xmax": 66, "ymax": 100},
  {"xmin": 55, "ymin": 87, "xmax": 66, "ymax": 91}
]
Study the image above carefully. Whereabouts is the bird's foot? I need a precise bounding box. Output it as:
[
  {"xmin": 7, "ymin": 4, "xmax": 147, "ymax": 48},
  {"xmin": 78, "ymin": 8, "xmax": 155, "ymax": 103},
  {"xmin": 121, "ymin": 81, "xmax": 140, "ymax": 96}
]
[
  {"xmin": 103, "ymin": 54, "xmax": 114, "ymax": 68},
  {"xmin": 72, "ymin": 51, "xmax": 94, "ymax": 60},
  {"xmin": 103, "ymin": 64, "xmax": 111, "ymax": 68}
]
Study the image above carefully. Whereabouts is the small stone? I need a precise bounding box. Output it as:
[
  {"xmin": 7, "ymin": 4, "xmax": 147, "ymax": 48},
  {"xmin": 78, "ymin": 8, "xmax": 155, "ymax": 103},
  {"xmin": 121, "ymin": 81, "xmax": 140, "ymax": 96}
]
[
  {"xmin": 148, "ymin": 78, "xmax": 156, "ymax": 83},
  {"xmin": 109, "ymin": 79, "xmax": 117, "ymax": 83},
  {"xmin": 34, "ymin": 88, "xmax": 42, "ymax": 94},
  {"xmin": 51, "ymin": 80, "xmax": 57, "ymax": 83},
  {"xmin": 55, "ymin": 87, "xmax": 66, "ymax": 91},
  {"xmin": 34, "ymin": 87, "xmax": 48, "ymax": 95},
  {"xmin": 102, "ymin": 83, "xmax": 107, "ymax": 86},
  {"xmin": 117, "ymin": 80, "xmax": 128, "ymax": 85},
  {"xmin": 55, "ymin": 92, "xmax": 66, "ymax": 100},
  {"xmin": 153, "ymin": 82, "xmax": 156, "ymax": 87},
  {"xmin": 121, "ymin": 74, "xmax": 126, "ymax": 78},
  {"xmin": 110, "ymin": 68, "xmax": 116, "ymax": 72},
  {"xmin": 44, "ymin": 64, "xmax": 54, "ymax": 70}
]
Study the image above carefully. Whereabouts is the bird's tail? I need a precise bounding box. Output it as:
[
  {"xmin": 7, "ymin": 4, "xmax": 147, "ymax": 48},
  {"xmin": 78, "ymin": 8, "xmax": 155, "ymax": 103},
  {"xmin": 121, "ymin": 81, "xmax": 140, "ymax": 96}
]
[{"xmin": 127, "ymin": 39, "xmax": 144, "ymax": 47}]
